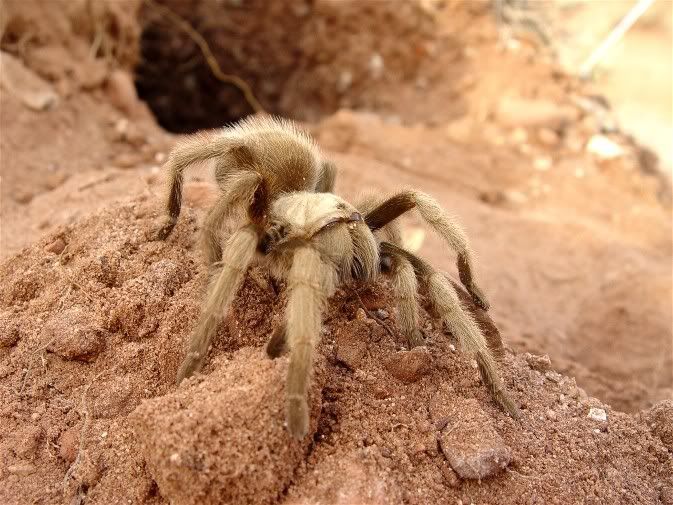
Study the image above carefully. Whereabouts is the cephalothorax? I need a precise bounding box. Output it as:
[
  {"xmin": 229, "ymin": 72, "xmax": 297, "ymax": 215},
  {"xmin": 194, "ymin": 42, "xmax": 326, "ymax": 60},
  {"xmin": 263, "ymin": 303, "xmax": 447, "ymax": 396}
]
[{"xmin": 157, "ymin": 116, "xmax": 519, "ymax": 438}]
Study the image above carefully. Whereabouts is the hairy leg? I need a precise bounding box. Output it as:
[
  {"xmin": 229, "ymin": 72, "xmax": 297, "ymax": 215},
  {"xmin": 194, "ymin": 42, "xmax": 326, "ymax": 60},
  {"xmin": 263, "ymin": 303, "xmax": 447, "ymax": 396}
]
[
  {"xmin": 201, "ymin": 171, "xmax": 263, "ymax": 267},
  {"xmin": 176, "ymin": 224, "xmax": 258, "ymax": 383},
  {"xmin": 266, "ymin": 324, "xmax": 288, "ymax": 358},
  {"xmin": 424, "ymin": 268, "xmax": 518, "ymax": 417},
  {"xmin": 381, "ymin": 251, "xmax": 424, "ymax": 348},
  {"xmin": 380, "ymin": 242, "xmax": 517, "ymax": 417},
  {"xmin": 284, "ymin": 246, "xmax": 336, "ymax": 438},
  {"xmin": 364, "ymin": 190, "xmax": 489, "ymax": 310},
  {"xmin": 155, "ymin": 131, "xmax": 238, "ymax": 240},
  {"xmin": 315, "ymin": 160, "xmax": 337, "ymax": 193}
]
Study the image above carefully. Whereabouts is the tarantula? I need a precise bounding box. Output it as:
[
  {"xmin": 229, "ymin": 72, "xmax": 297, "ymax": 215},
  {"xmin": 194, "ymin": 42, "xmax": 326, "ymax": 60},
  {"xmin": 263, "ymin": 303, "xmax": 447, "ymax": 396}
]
[{"xmin": 157, "ymin": 116, "xmax": 519, "ymax": 438}]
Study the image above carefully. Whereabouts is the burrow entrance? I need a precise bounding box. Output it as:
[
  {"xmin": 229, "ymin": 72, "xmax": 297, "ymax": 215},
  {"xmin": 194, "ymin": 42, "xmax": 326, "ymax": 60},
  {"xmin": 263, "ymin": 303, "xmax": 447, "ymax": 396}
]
[{"xmin": 134, "ymin": 0, "xmax": 436, "ymax": 133}]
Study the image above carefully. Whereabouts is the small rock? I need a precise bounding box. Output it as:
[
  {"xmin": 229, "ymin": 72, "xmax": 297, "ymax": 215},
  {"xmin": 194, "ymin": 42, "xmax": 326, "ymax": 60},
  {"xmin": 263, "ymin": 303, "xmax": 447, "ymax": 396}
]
[
  {"xmin": 59, "ymin": 428, "xmax": 79, "ymax": 464},
  {"xmin": 586, "ymin": 134, "xmax": 624, "ymax": 159},
  {"xmin": 336, "ymin": 70, "xmax": 353, "ymax": 93},
  {"xmin": 525, "ymin": 353, "xmax": 551, "ymax": 372},
  {"xmin": 546, "ymin": 409, "xmax": 557, "ymax": 421},
  {"xmin": 0, "ymin": 51, "xmax": 58, "ymax": 111},
  {"xmin": 368, "ymin": 53, "xmax": 384, "ymax": 79},
  {"xmin": 438, "ymin": 398, "xmax": 512, "ymax": 479},
  {"xmin": 509, "ymin": 127, "xmax": 528, "ymax": 144},
  {"xmin": 45, "ymin": 307, "xmax": 104, "ymax": 362},
  {"xmin": 355, "ymin": 308, "xmax": 368, "ymax": 321},
  {"xmin": 385, "ymin": 347, "xmax": 432, "ymax": 383},
  {"xmin": 0, "ymin": 312, "xmax": 21, "ymax": 347},
  {"xmin": 587, "ymin": 407, "xmax": 607, "ymax": 422},
  {"xmin": 533, "ymin": 156, "xmax": 552, "ymax": 171},
  {"xmin": 375, "ymin": 309, "xmax": 389, "ymax": 320},
  {"xmin": 45, "ymin": 237, "xmax": 66, "ymax": 255},
  {"xmin": 545, "ymin": 371, "xmax": 562, "ymax": 383},
  {"xmin": 75, "ymin": 58, "xmax": 108, "ymax": 90}
]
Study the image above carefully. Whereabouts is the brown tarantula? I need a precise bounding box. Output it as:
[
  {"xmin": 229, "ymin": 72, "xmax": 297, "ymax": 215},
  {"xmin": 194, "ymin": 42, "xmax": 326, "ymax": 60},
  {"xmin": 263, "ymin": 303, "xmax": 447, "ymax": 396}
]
[{"xmin": 157, "ymin": 116, "xmax": 519, "ymax": 438}]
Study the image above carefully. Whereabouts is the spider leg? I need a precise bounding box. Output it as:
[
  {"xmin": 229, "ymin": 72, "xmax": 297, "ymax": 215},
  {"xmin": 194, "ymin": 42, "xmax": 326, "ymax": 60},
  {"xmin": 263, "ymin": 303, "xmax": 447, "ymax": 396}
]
[
  {"xmin": 201, "ymin": 171, "xmax": 263, "ymax": 268},
  {"xmin": 284, "ymin": 246, "xmax": 337, "ymax": 438},
  {"xmin": 380, "ymin": 242, "xmax": 519, "ymax": 418},
  {"xmin": 380, "ymin": 249, "xmax": 424, "ymax": 348},
  {"xmin": 156, "ymin": 131, "xmax": 242, "ymax": 240},
  {"xmin": 176, "ymin": 224, "xmax": 259, "ymax": 384},
  {"xmin": 266, "ymin": 323, "xmax": 288, "ymax": 358},
  {"xmin": 315, "ymin": 160, "xmax": 337, "ymax": 193},
  {"xmin": 364, "ymin": 190, "xmax": 489, "ymax": 310}
]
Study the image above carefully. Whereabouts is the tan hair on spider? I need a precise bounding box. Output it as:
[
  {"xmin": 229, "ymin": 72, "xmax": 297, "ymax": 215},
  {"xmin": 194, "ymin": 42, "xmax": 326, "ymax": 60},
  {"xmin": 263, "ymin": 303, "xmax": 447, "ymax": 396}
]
[{"xmin": 156, "ymin": 116, "xmax": 520, "ymax": 439}]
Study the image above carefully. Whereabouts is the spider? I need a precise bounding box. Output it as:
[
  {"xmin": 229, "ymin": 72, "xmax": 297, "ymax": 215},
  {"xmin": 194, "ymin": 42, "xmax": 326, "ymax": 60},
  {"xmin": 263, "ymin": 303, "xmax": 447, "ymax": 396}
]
[{"xmin": 156, "ymin": 116, "xmax": 520, "ymax": 438}]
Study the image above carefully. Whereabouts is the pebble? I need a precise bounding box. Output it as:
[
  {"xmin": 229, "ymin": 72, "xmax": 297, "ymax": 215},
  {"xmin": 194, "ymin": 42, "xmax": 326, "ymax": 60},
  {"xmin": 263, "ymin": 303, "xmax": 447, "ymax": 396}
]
[
  {"xmin": 45, "ymin": 307, "xmax": 104, "ymax": 362},
  {"xmin": 438, "ymin": 398, "xmax": 512, "ymax": 479},
  {"xmin": 58, "ymin": 428, "xmax": 79, "ymax": 464},
  {"xmin": 45, "ymin": 238, "xmax": 66, "ymax": 255},
  {"xmin": 525, "ymin": 353, "xmax": 551, "ymax": 372},
  {"xmin": 587, "ymin": 407, "xmax": 607, "ymax": 422},
  {"xmin": 546, "ymin": 409, "xmax": 557, "ymax": 420},
  {"xmin": 586, "ymin": 134, "xmax": 624, "ymax": 159},
  {"xmin": 384, "ymin": 347, "xmax": 432, "ymax": 383}
]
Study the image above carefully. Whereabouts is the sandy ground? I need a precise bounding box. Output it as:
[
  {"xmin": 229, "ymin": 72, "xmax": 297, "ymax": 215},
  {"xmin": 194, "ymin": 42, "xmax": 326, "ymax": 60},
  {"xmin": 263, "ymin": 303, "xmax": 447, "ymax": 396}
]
[{"xmin": 0, "ymin": 0, "xmax": 671, "ymax": 503}]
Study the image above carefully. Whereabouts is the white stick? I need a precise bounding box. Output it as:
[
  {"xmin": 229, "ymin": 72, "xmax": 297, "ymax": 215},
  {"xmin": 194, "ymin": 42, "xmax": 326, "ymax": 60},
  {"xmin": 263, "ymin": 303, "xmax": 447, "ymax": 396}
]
[{"xmin": 579, "ymin": 0, "xmax": 656, "ymax": 79}]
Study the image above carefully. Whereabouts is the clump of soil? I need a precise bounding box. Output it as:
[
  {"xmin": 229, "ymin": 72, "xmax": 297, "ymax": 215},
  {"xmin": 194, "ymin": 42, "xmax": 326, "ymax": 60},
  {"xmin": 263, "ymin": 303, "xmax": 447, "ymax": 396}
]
[{"xmin": 0, "ymin": 202, "xmax": 671, "ymax": 505}]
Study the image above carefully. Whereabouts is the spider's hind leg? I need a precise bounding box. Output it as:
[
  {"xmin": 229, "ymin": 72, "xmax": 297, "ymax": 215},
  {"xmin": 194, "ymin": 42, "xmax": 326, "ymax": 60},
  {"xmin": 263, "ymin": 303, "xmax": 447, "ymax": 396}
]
[
  {"xmin": 380, "ymin": 249, "xmax": 425, "ymax": 348},
  {"xmin": 315, "ymin": 160, "xmax": 337, "ymax": 193},
  {"xmin": 266, "ymin": 324, "xmax": 288, "ymax": 358},
  {"xmin": 380, "ymin": 242, "xmax": 519, "ymax": 419}
]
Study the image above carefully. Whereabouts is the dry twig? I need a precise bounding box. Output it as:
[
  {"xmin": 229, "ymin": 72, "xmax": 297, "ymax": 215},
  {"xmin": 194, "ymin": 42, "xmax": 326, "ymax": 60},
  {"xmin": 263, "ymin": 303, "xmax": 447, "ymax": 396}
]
[{"xmin": 143, "ymin": 0, "xmax": 264, "ymax": 113}]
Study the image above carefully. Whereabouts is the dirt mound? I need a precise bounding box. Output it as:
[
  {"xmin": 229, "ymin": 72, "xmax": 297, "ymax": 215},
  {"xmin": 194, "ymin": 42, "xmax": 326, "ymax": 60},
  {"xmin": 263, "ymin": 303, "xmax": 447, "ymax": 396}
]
[
  {"xmin": 0, "ymin": 201, "xmax": 671, "ymax": 505},
  {"xmin": 1, "ymin": 0, "xmax": 671, "ymax": 503}
]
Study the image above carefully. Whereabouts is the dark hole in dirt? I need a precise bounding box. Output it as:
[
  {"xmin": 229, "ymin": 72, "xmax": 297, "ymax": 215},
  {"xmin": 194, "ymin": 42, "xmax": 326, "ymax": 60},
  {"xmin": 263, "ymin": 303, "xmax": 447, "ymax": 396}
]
[
  {"xmin": 134, "ymin": 0, "xmax": 315, "ymax": 133},
  {"xmin": 134, "ymin": 0, "xmax": 439, "ymax": 134}
]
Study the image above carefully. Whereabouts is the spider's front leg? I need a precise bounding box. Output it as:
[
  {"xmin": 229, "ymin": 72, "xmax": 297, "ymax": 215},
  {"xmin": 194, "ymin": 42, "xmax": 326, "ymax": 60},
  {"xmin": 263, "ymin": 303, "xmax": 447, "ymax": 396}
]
[
  {"xmin": 284, "ymin": 246, "xmax": 337, "ymax": 438},
  {"xmin": 176, "ymin": 224, "xmax": 259, "ymax": 383},
  {"xmin": 364, "ymin": 190, "xmax": 489, "ymax": 310},
  {"xmin": 155, "ymin": 131, "xmax": 233, "ymax": 240}
]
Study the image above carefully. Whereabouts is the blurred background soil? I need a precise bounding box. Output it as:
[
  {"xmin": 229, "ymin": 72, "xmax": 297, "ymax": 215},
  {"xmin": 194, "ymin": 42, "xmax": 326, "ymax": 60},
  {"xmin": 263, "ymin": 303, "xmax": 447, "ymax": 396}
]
[{"xmin": 0, "ymin": 0, "xmax": 671, "ymax": 503}]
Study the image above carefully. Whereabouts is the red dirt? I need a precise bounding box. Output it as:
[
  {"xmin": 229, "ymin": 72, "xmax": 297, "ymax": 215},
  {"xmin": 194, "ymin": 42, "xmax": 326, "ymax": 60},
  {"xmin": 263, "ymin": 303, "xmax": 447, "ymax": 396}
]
[{"xmin": 1, "ymin": 1, "xmax": 671, "ymax": 504}]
